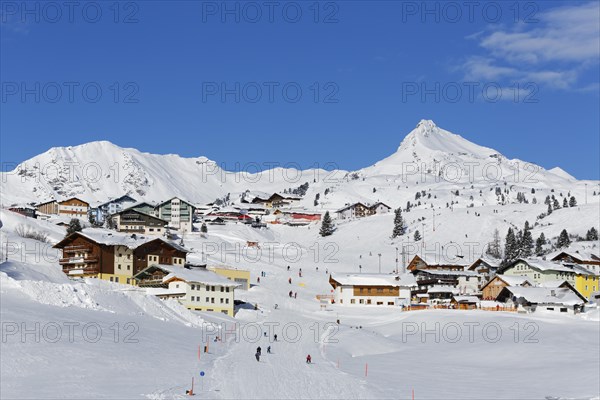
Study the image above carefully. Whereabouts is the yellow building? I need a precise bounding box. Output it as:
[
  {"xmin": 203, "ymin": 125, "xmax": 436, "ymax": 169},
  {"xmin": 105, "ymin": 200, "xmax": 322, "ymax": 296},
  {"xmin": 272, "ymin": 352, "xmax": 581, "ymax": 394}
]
[
  {"xmin": 574, "ymin": 273, "xmax": 599, "ymax": 300},
  {"xmin": 208, "ymin": 265, "xmax": 251, "ymax": 290}
]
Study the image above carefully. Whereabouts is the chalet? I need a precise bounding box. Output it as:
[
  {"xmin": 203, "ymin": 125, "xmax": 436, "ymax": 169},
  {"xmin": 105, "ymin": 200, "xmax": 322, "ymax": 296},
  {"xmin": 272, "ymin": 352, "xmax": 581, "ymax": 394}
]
[
  {"xmin": 406, "ymin": 254, "xmax": 468, "ymax": 271},
  {"xmin": 369, "ymin": 202, "xmax": 392, "ymax": 215},
  {"xmin": 329, "ymin": 273, "xmax": 416, "ymax": 306},
  {"xmin": 250, "ymin": 193, "xmax": 301, "ymax": 208},
  {"xmin": 336, "ymin": 203, "xmax": 369, "ymax": 219},
  {"xmin": 411, "ymin": 268, "xmax": 481, "ymax": 298},
  {"xmin": 451, "ymin": 295, "xmax": 480, "ymax": 310},
  {"xmin": 468, "ymin": 256, "xmax": 502, "ymax": 281},
  {"xmin": 496, "ymin": 285, "xmax": 587, "ymax": 314},
  {"xmin": 60, "ymin": 197, "xmax": 89, "ymax": 218},
  {"xmin": 233, "ymin": 204, "xmax": 268, "ymax": 216},
  {"xmin": 89, "ymin": 195, "xmax": 137, "ymax": 224},
  {"xmin": 551, "ymin": 251, "xmax": 600, "ymax": 266},
  {"xmin": 136, "ymin": 264, "xmax": 239, "ymax": 315},
  {"xmin": 35, "ymin": 199, "xmax": 58, "ymax": 216},
  {"xmin": 480, "ymin": 274, "xmax": 532, "ymax": 300},
  {"xmin": 8, "ymin": 205, "xmax": 37, "ymax": 219},
  {"xmin": 53, "ymin": 230, "xmax": 187, "ymax": 284},
  {"xmin": 156, "ymin": 197, "xmax": 196, "ymax": 232},
  {"xmin": 336, "ymin": 202, "xmax": 391, "ymax": 220},
  {"xmin": 111, "ymin": 209, "xmax": 168, "ymax": 236}
]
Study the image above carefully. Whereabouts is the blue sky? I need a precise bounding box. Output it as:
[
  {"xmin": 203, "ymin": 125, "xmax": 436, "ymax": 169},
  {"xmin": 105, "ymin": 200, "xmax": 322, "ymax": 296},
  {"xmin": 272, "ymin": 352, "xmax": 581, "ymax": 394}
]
[{"xmin": 1, "ymin": 1, "xmax": 599, "ymax": 179}]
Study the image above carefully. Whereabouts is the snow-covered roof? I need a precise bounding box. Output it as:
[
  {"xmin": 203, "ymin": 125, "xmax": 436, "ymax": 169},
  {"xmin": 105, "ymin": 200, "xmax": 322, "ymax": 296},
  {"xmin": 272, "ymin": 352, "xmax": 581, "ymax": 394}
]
[
  {"xmin": 516, "ymin": 259, "xmax": 574, "ymax": 273},
  {"xmin": 330, "ymin": 273, "xmax": 415, "ymax": 287},
  {"xmin": 145, "ymin": 287, "xmax": 185, "ymax": 296},
  {"xmin": 159, "ymin": 265, "xmax": 240, "ymax": 286},
  {"xmin": 469, "ymin": 256, "xmax": 502, "ymax": 269},
  {"xmin": 414, "ymin": 254, "xmax": 469, "ymax": 267},
  {"xmin": 427, "ymin": 285, "xmax": 459, "ymax": 294},
  {"xmin": 453, "ymin": 295, "xmax": 480, "ymax": 303},
  {"xmin": 414, "ymin": 269, "xmax": 479, "ymax": 277},
  {"xmin": 503, "ymin": 287, "xmax": 584, "ymax": 306},
  {"xmin": 495, "ymin": 274, "xmax": 531, "ymax": 286},
  {"xmin": 55, "ymin": 229, "xmax": 187, "ymax": 252}
]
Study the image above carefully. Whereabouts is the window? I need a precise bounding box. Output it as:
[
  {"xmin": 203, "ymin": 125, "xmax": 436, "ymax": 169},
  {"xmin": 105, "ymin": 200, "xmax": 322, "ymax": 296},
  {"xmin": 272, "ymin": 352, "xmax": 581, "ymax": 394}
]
[
  {"xmin": 126, "ymin": 278, "xmax": 130, "ymax": 284},
  {"xmin": 191, "ymin": 285, "xmax": 195, "ymax": 290},
  {"xmin": 206, "ymin": 297, "xmax": 209, "ymax": 302},
  {"xmin": 118, "ymin": 264, "xmax": 121, "ymax": 270},
  {"xmin": 127, "ymin": 265, "xmax": 130, "ymax": 270},
  {"xmin": 377, "ymin": 288, "xmax": 383, "ymax": 293},
  {"xmin": 191, "ymin": 296, "xmax": 195, "ymax": 301},
  {"xmin": 115, "ymin": 277, "xmax": 119, "ymax": 283},
  {"xmin": 220, "ymin": 287, "xmax": 224, "ymax": 292},
  {"xmin": 350, "ymin": 299, "xmax": 355, "ymax": 304},
  {"xmin": 388, "ymin": 302, "xmax": 394, "ymax": 305},
  {"xmin": 560, "ymin": 308, "xmax": 568, "ymax": 313},
  {"xmin": 226, "ymin": 287, "xmax": 230, "ymax": 292},
  {"xmin": 110, "ymin": 277, "xmax": 114, "ymax": 282},
  {"xmin": 367, "ymin": 299, "xmax": 372, "ymax": 304},
  {"xmin": 226, "ymin": 299, "xmax": 229, "ymax": 304},
  {"xmin": 220, "ymin": 298, "xmax": 224, "ymax": 304},
  {"xmin": 211, "ymin": 298, "xmax": 215, "ymax": 303}
]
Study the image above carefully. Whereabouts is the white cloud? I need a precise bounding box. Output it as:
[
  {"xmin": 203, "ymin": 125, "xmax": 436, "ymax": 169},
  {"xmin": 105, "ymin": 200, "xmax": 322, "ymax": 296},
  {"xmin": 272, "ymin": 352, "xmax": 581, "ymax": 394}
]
[{"xmin": 460, "ymin": 2, "xmax": 599, "ymax": 91}]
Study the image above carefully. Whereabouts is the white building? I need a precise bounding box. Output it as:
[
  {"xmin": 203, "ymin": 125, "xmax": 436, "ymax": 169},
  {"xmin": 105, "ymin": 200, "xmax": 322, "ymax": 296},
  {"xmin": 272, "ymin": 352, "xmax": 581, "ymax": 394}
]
[
  {"xmin": 144, "ymin": 265, "xmax": 239, "ymax": 315},
  {"xmin": 329, "ymin": 273, "xmax": 415, "ymax": 306}
]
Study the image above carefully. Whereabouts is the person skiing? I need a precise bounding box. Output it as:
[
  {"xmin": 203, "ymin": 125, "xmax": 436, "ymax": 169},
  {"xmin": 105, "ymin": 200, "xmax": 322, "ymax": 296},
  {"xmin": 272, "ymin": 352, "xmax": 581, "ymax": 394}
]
[
  {"xmin": 274, "ymin": 334, "xmax": 278, "ymax": 342},
  {"xmin": 306, "ymin": 354, "xmax": 312, "ymax": 364},
  {"xmin": 267, "ymin": 346, "xmax": 271, "ymax": 354},
  {"xmin": 287, "ymin": 266, "xmax": 290, "ymax": 271},
  {"xmin": 255, "ymin": 351, "xmax": 260, "ymax": 362},
  {"xmin": 257, "ymin": 277, "xmax": 260, "ymax": 283},
  {"xmin": 257, "ymin": 346, "xmax": 262, "ymax": 355},
  {"xmin": 294, "ymin": 292, "xmax": 297, "ymax": 299},
  {"xmin": 289, "ymin": 290, "xmax": 293, "ymax": 298},
  {"xmin": 288, "ymin": 278, "xmax": 292, "ymax": 284}
]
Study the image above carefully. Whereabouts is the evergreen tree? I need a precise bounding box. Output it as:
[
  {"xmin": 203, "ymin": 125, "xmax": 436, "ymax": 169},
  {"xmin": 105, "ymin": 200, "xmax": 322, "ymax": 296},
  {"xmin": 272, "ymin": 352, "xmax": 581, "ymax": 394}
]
[
  {"xmin": 504, "ymin": 228, "xmax": 518, "ymax": 262},
  {"xmin": 520, "ymin": 229, "xmax": 534, "ymax": 257},
  {"xmin": 535, "ymin": 233, "xmax": 546, "ymax": 256},
  {"xmin": 391, "ymin": 208, "xmax": 405, "ymax": 238},
  {"xmin": 413, "ymin": 230, "xmax": 422, "ymax": 241},
  {"xmin": 557, "ymin": 229, "xmax": 571, "ymax": 248},
  {"xmin": 553, "ymin": 198, "xmax": 561, "ymax": 209},
  {"xmin": 586, "ymin": 227, "xmax": 598, "ymax": 241},
  {"xmin": 563, "ymin": 197, "xmax": 568, "ymax": 208},
  {"xmin": 524, "ymin": 221, "xmax": 531, "ymax": 231},
  {"xmin": 486, "ymin": 228, "xmax": 502, "ymax": 259},
  {"xmin": 547, "ymin": 203, "xmax": 553, "ymax": 215},
  {"xmin": 66, "ymin": 218, "xmax": 83, "ymax": 236},
  {"xmin": 319, "ymin": 211, "xmax": 335, "ymax": 237},
  {"xmin": 200, "ymin": 223, "xmax": 208, "ymax": 233},
  {"xmin": 569, "ymin": 196, "xmax": 577, "ymax": 207}
]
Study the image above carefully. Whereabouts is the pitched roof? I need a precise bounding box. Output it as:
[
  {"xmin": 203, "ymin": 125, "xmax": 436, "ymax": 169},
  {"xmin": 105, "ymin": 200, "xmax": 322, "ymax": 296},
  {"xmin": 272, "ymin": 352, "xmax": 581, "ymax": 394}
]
[
  {"xmin": 330, "ymin": 273, "xmax": 416, "ymax": 287},
  {"xmin": 158, "ymin": 265, "xmax": 240, "ymax": 286},
  {"xmin": 53, "ymin": 229, "xmax": 188, "ymax": 252},
  {"xmin": 500, "ymin": 286, "xmax": 585, "ymax": 306},
  {"xmin": 414, "ymin": 268, "xmax": 479, "ymax": 277}
]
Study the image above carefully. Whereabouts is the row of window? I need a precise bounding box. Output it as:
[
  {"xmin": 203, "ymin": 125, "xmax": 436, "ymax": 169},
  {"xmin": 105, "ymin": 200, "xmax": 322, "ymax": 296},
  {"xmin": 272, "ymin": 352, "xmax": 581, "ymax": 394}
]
[
  {"xmin": 108, "ymin": 276, "xmax": 133, "ymax": 284},
  {"xmin": 190, "ymin": 284, "xmax": 230, "ymax": 292},
  {"xmin": 358, "ymin": 287, "xmax": 395, "ymax": 294},
  {"xmin": 346, "ymin": 299, "xmax": 395, "ymax": 305},
  {"xmin": 190, "ymin": 296, "xmax": 230, "ymax": 304}
]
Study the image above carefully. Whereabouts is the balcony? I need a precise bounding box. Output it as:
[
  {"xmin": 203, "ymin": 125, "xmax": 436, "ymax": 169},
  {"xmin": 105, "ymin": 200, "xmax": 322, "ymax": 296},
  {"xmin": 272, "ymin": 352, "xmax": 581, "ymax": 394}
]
[
  {"xmin": 63, "ymin": 245, "xmax": 92, "ymax": 253},
  {"xmin": 59, "ymin": 256, "xmax": 98, "ymax": 265},
  {"xmin": 63, "ymin": 266, "xmax": 99, "ymax": 275}
]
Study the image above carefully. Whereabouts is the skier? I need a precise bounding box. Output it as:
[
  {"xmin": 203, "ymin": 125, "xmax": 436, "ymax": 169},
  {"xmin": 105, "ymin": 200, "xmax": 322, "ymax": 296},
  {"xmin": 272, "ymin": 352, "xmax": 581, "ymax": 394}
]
[
  {"xmin": 257, "ymin": 277, "xmax": 260, "ymax": 283},
  {"xmin": 257, "ymin": 346, "xmax": 262, "ymax": 355},
  {"xmin": 267, "ymin": 346, "xmax": 271, "ymax": 354},
  {"xmin": 306, "ymin": 354, "xmax": 312, "ymax": 364},
  {"xmin": 294, "ymin": 292, "xmax": 297, "ymax": 299},
  {"xmin": 289, "ymin": 278, "xmax": 292, "ymax": 284},
  {"xmin": 255, "ymin": 351, "xmax": 260, "ymax": 362},
  {"xmin": 287, "ymin": 266, "xmax": 290, "ymax": 271},
  {"xmin": 274, "ymin": 334, "xmax": 278, "ymax": 342},
  {"xmin": 316, "ymin": 266, "xmax": 318, "ymax": 271},
  {"xmin": 289, "ymin": 290, "xmax": 293, "ymax": 298}
]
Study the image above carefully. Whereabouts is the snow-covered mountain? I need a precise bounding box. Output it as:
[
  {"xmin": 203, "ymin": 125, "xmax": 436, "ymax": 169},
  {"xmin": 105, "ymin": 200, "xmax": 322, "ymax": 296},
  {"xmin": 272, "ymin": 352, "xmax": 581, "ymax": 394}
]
[{"xmin": 1, "ymin": 120, "xmax": 596, "ymax": 210}]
